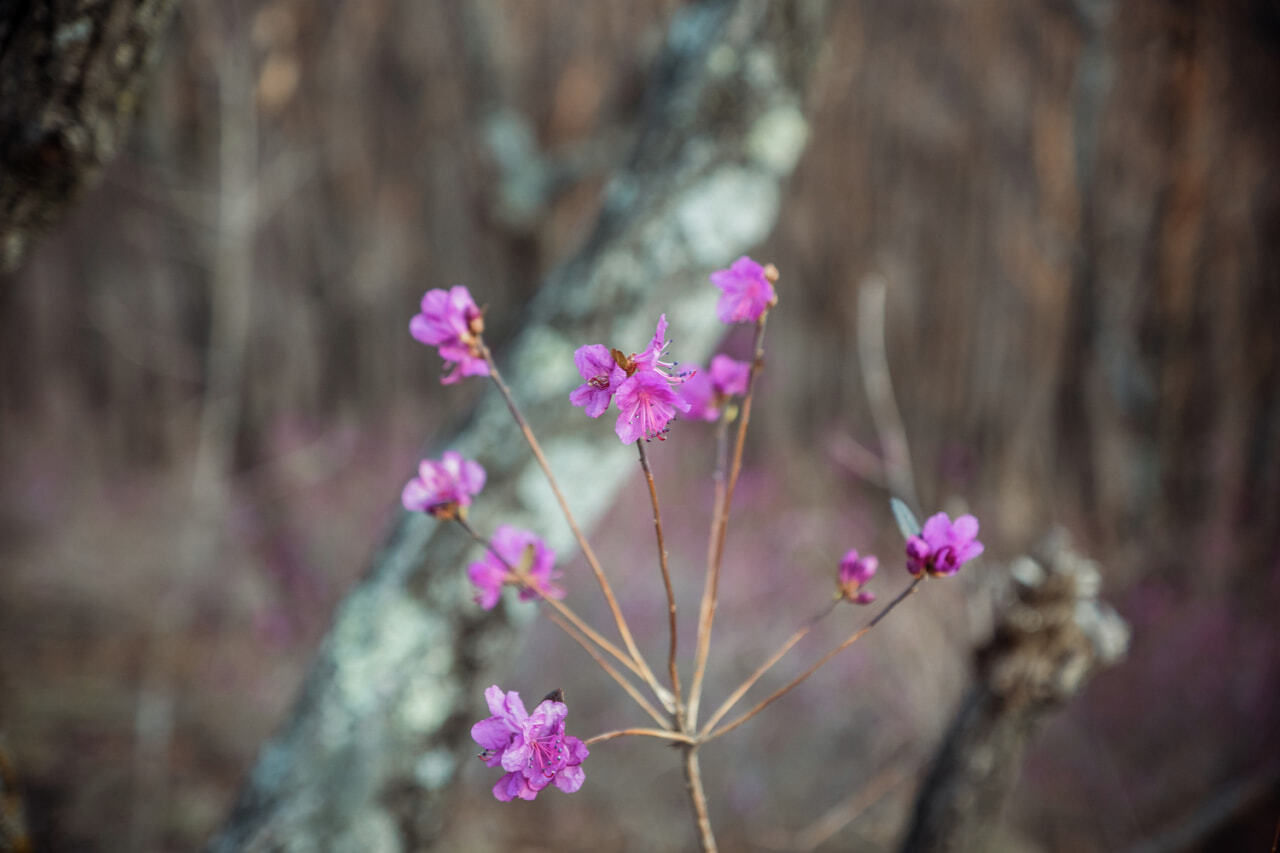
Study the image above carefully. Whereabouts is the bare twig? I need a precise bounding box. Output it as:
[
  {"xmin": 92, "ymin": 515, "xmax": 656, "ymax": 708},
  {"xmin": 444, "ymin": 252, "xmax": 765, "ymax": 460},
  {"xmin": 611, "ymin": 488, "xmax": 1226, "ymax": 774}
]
[
  {"xmin": 683, "ymin": 747, "xmax": 719, "ymax": 853},
  {"xmin": 699, "ymin": 600, "xmax": 836, "ymax": 736},
  {"xmin": 707, "ymin": 578, "xmax": 923, "ymax": 742},
  {"xmin": 545, "ymin": 612, "xmax": 669, "ymax": 729},
  {"xmin": 688, "ymin": 314, "xmax": 768, "ymax": 724},
  {"xmin": 584, "ymin": 728, "xmax": 696, "ymax": 746},
  {"xmin": 637, "ymin": 440, "xmax": 683, "ymax": 717}
]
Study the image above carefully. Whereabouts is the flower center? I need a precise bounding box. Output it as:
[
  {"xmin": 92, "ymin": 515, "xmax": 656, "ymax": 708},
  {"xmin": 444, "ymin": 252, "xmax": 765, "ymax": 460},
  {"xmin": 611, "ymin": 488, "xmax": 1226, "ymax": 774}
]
[{"xmin": 526, "ymin": 731, "xmax": 568, "ymax": 778}]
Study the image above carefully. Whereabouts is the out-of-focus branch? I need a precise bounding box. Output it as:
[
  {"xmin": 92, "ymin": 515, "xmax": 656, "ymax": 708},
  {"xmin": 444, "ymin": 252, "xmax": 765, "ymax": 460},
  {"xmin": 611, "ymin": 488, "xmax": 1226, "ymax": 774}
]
[
  {"xmin": 210, "ymin": 1, "xmax": 833, "ymax": 849},
  {"xmin": 0, "ymin": 0, "xmax": 178, "ymax": 272},
  {"xmin": 899, "ymin": 529, "xmax": 1130, "ymax": 853}
]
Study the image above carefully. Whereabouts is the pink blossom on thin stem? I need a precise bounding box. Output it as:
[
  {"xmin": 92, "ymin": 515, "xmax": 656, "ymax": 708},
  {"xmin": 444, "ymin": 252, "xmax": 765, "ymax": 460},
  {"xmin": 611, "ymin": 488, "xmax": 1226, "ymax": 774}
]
[
  {"xmin": 710, "ymin": 256, "xmax": 777, "ymax": 324},
  {"xmin": 570, "ymin": 314, "xmax": 693, "ymax": 443},
  {"xmin": 467, "ymin": 525, "xmax": 565, "ymax": 610},
  {"xmin": 906, "ymin": 512, "xmax": 984, "ymax": 577},
  {"xmin": 401, "ymin": 451, "xmax": 486, "ymax": 519},
  {"xmin": 471, "ymin": 685, "xmax": 589, "ymax": 801},
  {"xmin": 615, "ymin": 369, "xmax": 691, "ymax": 443},
  {"xmin": 410, "ymin": 285, "xmax": 489, "ymax": 384},
  {"xmin": 837, "ymin": 549, "xmax": 878, "ymax": 605}
]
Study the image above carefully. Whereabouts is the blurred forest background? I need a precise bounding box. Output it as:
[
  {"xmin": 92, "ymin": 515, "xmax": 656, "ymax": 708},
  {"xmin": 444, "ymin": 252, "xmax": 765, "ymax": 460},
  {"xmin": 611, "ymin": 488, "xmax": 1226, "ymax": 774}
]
[{"xmin": 1, "ymin": 0, "xmax": 1278, "ymax": 850}]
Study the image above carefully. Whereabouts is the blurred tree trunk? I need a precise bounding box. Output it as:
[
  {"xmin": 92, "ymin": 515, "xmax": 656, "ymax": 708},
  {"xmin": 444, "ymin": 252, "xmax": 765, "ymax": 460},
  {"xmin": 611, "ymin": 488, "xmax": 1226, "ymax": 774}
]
[
  {"xmin": 0, "ymin": 0, "xmax": 177, "ymax": 272},
  {"xmin": 209, "ymin": 2, "xmax": 833, "ymax": 850}
]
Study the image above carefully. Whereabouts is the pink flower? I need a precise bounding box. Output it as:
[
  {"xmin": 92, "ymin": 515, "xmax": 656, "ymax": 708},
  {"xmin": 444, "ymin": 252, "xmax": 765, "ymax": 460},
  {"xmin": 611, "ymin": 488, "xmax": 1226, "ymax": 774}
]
[
  {"xmin": 467, "ymin": 525, "xmax": 564, "ymax": 610},
  {"xmin": 679, "ymin": 354, "xmax": 752, "ymax": 421},
  {"xmin": 614, "ymin": 369, "xmax": 691, "ymax": 443},
  {"xmin": 837, "ymin": 549, "xmax": 878, "ymax": 604},
  {"xmin": 401, "ymin": 451, "xmax": 486, "ymax": 519},
  {"xmin": 710, "ymin": 256, "xmax": 777, "ymax": 324},
  {"xmin": 471, "ymin": 686, "xmax": 589, "ymax": 801},
  {"xmin": 410, "ymin": 285, "xmax": 490, "ymax": 384},
  {"xmin": 905, "ymin": 512, "xmax": 984, "ymax": 578},
  {"xmin": 570, "ymin": 315, "xmax": 693, "ymax": 442},
  {"xmin": 569, "ymin": 345, "xmax": 626, "ymax": 417}
]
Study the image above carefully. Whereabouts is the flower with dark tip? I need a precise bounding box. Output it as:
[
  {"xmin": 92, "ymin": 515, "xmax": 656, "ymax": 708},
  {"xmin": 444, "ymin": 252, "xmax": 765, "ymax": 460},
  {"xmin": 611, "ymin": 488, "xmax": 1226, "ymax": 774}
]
[
  {"xmin": 905, "ymin": 512, "xmax": 984, "ymax": 578},
  {"xmin": 470, "ymin": 685, "xmax": 589, "ymax": 801}
]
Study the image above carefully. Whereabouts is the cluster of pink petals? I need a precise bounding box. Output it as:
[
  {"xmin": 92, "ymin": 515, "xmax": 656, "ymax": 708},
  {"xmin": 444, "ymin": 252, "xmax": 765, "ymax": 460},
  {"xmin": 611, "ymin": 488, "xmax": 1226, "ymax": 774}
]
[
  {"xmin": 570, "ymin": 315, "xmax": 692, "ymax": 443},
  {"xmin": 837, "ymin": 549, "xmax": 878, "ymax": 605},
  {"xmin": 410, "ymin": 285, "xmax": 490, "ymax": 385},
  {"xmin": 471, "ymin": 686, "xmax": 589, "ymax": 801},
  {"xmin": 679, "ymin": 354, "xmax": 751, "ymax": 422},
  {"xmin": 468, "ymin": 525, "xmax": 565, "ymax": 610},
  {"xmin": 710, "ymin": 256, "xmax": 777, "ymax": 324},
  {"xmin": 401, "ymin": 451, "xmax": 486, "ymax": 518},
  {"xmin": 906, "ymin": 512, "xmax": 984, "ymax": 578}
]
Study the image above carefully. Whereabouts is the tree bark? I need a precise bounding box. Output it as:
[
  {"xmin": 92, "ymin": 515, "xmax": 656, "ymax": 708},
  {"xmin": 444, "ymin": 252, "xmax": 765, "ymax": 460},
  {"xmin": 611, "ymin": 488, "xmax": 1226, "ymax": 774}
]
[
  {"xmin": 0, "ymin": 0, "xmax": 177, "ymax": 273},
  {"xmin": 900, "ymin": 531, "xmax": 1130, "ymax": 853},
  {"xmin": 209, "ymin": 2, "xmax": 833, "ymax": 850}
]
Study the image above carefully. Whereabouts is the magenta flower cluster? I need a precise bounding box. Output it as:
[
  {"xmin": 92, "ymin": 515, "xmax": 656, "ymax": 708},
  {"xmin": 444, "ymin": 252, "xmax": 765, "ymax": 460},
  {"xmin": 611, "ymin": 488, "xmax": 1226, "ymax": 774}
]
[
  {"xmin": 906, "ymin": 512, "xmax": 984, "ymax": 577},
  {"xmin": 710, "ymin": 256, "xmax": 777, "ymax": 324},
  {"xmin": 837, "ymin": 549, "xmax": 878, "ymax": 605},
  {"xmin": 410, "ymin": 285, "xmax": 489, "ymax": 384},
  {"xmin": 679, "ymin": 354, "xmax": 751, "ymax": 422},
  {"xmin": 570, "ymin": 315, "xmax": 692, "ymax": 443},
  {"xmin": 401, "ymin": 450, "xmax": 486, "ymax": 519},
  {"xmin": 471, "ymin": 686, "xmax": 589, "ymax": 801},
  {"xmin": 468, "ymin": 525, "xmax": 565, "ymax": 609}
]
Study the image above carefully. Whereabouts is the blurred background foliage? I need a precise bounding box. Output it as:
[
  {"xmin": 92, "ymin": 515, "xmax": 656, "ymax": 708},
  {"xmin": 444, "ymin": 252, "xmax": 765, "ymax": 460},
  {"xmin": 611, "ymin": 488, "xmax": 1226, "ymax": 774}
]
[{"xmin": 1, "ymin": 0, "xmax": 1277, "ymax": 850}]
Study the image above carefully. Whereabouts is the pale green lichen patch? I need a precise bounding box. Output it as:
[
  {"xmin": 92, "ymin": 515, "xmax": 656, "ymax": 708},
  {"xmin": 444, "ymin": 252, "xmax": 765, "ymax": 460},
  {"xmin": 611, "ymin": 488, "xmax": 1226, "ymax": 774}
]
[
  {"xmin": 333, "ymin": 592, "xmax": 449, "ymax": 720},
  {"xmin": 747, "ymin": 103, "xmax": 809, "ymax": 175},
  {"xmin": 513, "ymin": 437, "xmax": 634, "ymax": 554},
  {"xmin": 507, "ymin": 326, "xmax": 579, "ymax": 401},
  {"xmin": 414, "ymin": 748, "xmax": 457, "ymax": 791},
  {"xmin": 674, "ymin": 167, "xmax": 779, "ymax": 266}
]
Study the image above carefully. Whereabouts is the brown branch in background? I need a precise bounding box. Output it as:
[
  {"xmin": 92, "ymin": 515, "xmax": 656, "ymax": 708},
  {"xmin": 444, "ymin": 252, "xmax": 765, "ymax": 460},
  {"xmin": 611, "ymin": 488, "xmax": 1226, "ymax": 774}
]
[
  {"xmin": 899, "ymin": 530, "xmax": 1129, "ymax": 853},
  {"xmin": 544, "ymin": 612, "xmax": 669, "ymax": 730},
  {"xmin": 583, "ymin": 728, "xmax": 695, "ymax": 746},
  {"xmin": 0, "ymin": 0, "xmax": 179, "ymax": 272}
]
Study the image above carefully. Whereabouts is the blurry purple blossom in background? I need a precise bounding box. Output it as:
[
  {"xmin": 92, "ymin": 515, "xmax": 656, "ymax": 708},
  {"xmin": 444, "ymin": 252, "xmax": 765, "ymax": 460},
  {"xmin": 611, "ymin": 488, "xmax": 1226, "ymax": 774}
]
[
  {"xmin": 410, "ymin": 285, "xmax": 489, "ymax": 384},
  {"xmin": 401, "ymin": 450, "xmax": 486, "ymax": 519},
  {"xmin": 680, "ymin": 354, "xmax": 751, "ymax": 421},
  {"xmin": 467, "ymin": 525, "xmax": 564, "ymax": 609},
  {"xmin": 471, "ymin": 685, "xmax": 589, "ymax": 801},
  {"xmin": 710, "ymin": 256, "xmax": 777, "ymax": 324},
  {"xmin": 906, "ymin": 512, "xmax": 984, "ymax": 577},
  {"xmin": 837, "ymin": 549, "xmax": 878, "ymax": 604}
]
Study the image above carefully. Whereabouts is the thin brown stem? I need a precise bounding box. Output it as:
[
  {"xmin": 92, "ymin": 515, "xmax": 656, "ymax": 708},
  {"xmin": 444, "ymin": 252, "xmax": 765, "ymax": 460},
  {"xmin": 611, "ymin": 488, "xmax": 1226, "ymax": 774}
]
[
  {"xmin": 584, "ymin": 727, "xmax": 696, "ymax": 746},
  {"xmin": 637, "ymin": 441, "xmax": 682, "ymax": 716},
  {"xmin": 706, "ymin": 578, "xmax": 924, "ymax": 743},
  {"xmin": 545, "ymin": 612, "xmax": 669, "ymax": 728},
  {"xmin": 700, "ymin": 599, "xmax": 837, "ymax": 736},
  {"xmin": 688, "ymin": 315, "xmax": 768, "ymax": 724},
  {"xmin": 479, "ymin": 346, "xmax": 669, "ymax": 707},
  {"xmin": 683, "ymin": 747, "xmax": 718, "ymax": 853},
  {"xmin": 454, "ymin": 517, "xmax": 645, "ymax": 681}
]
